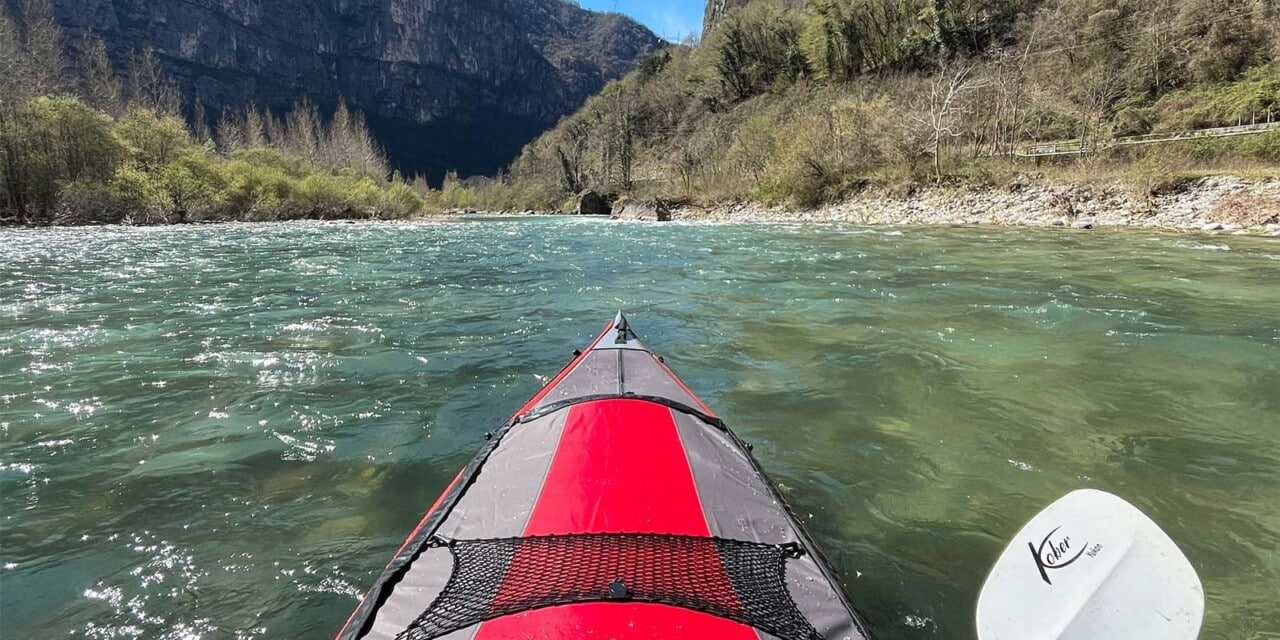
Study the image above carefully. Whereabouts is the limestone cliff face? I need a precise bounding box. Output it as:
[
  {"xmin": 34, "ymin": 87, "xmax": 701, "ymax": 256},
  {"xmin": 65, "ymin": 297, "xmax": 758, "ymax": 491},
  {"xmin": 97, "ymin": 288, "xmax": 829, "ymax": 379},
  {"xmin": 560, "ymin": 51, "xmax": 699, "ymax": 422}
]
[
  {"xmin": 49, "ymin": 0, "xmax": 663, "ymax": 178},
  {"xmin": 702, "ymin": 0, "xmax": 752, "ymax": 36}
]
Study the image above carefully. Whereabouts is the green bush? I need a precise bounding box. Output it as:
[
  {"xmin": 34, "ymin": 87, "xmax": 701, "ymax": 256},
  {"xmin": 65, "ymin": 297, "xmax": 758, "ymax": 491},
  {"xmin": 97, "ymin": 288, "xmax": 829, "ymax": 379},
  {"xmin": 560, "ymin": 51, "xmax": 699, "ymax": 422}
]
[
  {"xmin": 376, "ymin": 180, "xmax": 425, "ymax": 218},
  {"xmin": 114, "ymin": 107, "xmax": 196, "ymax": 167},
  {"xmin": 220, "ymin": 159, "xmax": 294, "ymax": 220},
  {"xmin": 1, "ymin": 96, "xmax": 121, "ymax": 221},
  {"xmin": 108, "ymin": 162, "xmax": 169, "ymax": 222}
]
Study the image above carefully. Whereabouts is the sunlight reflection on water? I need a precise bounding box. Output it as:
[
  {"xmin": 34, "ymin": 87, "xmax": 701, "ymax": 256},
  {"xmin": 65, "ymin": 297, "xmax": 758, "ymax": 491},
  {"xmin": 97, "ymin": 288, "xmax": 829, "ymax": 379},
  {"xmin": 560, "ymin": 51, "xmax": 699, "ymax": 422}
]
[{"xmin": 1, "ymin": 220, "xmax": 1277, "ymax": 638}]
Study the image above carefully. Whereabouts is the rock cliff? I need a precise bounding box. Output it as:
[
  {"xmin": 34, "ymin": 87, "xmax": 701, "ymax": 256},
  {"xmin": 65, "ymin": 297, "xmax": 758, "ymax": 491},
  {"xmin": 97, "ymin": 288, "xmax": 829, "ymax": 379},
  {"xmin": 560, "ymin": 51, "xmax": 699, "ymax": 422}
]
[
  {"xmin": 47, "ymin": 0, "xmax": 663, "ymax": 179},
  {"xmin": 702, "ymin": 0, "xmax": 751, "ymax": 36}
]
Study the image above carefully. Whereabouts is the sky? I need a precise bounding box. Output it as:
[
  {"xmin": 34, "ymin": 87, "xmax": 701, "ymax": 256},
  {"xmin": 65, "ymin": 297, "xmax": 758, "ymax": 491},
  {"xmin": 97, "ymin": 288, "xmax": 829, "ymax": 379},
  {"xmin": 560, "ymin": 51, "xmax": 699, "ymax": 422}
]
[{"xmin": 574, "ymin": 0, "xmax": 703, "ymax": 42}]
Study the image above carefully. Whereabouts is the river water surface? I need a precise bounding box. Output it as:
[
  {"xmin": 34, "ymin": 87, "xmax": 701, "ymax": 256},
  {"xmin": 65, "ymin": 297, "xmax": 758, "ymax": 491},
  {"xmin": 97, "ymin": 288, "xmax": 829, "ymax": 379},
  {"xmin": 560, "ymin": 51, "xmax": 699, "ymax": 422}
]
[{"xmin": 2, "ymin": 219, "xmax": 1278, "ymax": 639}]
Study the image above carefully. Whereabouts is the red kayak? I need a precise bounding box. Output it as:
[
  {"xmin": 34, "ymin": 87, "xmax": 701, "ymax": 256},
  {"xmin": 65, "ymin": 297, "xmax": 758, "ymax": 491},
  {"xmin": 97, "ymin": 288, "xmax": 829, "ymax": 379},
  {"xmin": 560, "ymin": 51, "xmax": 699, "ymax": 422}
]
[{"xmin": 336, "ymin": 314, "xmax": 874, "ymax": 640}]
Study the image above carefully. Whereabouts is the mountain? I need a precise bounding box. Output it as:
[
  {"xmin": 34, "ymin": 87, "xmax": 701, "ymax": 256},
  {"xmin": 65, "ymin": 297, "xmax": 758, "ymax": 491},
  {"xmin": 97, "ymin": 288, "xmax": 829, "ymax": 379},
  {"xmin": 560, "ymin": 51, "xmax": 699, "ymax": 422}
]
[{"xmin": 43, "ymin": 0, "xmax": 664, "ymax": 179}]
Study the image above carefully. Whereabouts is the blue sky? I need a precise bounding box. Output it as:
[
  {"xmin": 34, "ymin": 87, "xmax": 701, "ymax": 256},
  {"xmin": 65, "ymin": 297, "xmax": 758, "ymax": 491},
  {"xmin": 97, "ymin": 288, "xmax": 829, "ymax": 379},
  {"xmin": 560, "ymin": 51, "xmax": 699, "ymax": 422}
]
[{"xmin": 575, "ymin": 0, "xmax": 703, "ymax": 42}]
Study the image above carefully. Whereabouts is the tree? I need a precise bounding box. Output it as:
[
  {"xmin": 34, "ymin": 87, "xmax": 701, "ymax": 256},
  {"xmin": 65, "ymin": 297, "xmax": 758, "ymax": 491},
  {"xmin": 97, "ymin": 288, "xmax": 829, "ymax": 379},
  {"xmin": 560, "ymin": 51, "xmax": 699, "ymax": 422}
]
[
  {"xmin": 191, "ymin": 100, "xmax": 212, "ymax": 145},
  {"xmin": 114, "ymin": 107, "xmax": 195, "ymax": 167},
  {"xmin": 245, "ymin": 106, "xmax": 267, "ymax": 148},
  {"xmin": 321, "ymin": 98, "xmax": 388, "ymax": 177},
  {"xmin": 215, "ymin": 109, "xmax": 244, "ymax": 154},
  {"xmin": 801, "ymin": 0, "xmax": 866, "ymax": 82},
  {"xmin": 346, "ymin": 107, "xmax": 389, "ymax": 178},
  {"xmin": 19, "ymin": 0, "xmax": 64, "ymax": 97},
  {"xmin": 0, "ymin": 10, "xmax": 24, "ymax": 113},
  {"xmin": 0, "ymin": 0, "xmax": 64, "ymax": 111},
  {"xmin": 282, "ymin": 98, "xmax": 321, "ymax": 163},
  {"xmin": 78, "ymin": 36, "xmax": 124, "ymax": 117},
  {"xmin": 710, "ymin": 3, "xmax": 807, "ymax": 101},
  {"xmin": 129, "ymin": 47, "xmax": 181, "ymax": 115},
  {"xmin": 906, "ymin": 62, "xmax": 988, "ymax": 179},
  {"xmin": 638, "ymin": 50, "xmax": 672, "ymax": 82},
  {"xmin": 0, "ymin": 97, "xmax": 120, "ymax": 221}
]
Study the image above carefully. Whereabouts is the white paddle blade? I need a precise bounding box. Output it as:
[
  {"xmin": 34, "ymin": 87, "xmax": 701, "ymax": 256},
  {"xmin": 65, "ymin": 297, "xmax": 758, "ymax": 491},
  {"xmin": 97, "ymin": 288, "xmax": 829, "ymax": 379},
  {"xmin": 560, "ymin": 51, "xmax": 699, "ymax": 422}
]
[{"xmin": 977, "ymin": 489, "xmax": 1203, "ymax": 640}]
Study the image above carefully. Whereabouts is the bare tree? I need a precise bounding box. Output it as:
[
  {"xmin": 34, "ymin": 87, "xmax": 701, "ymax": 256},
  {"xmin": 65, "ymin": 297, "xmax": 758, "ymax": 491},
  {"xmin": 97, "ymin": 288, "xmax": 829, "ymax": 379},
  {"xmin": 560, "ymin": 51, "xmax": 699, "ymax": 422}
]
[
  {"xmin": 325, "ymin": 98, "xmax": 357, "ymax": 169},
  {"xmin": 348, "ymin": 107, "xmax": 388, "ymax": 177},
  {"xmin": 191, "ymin": 100, "xmax": 212, "ymax": 144},
  {"xmin": 983, "ymin": 25, "xmax": 1039, "ymax": 156},
  {"xmin": 129, "ymin": 47, "xmax": 181, "ymax": 115},
  {"xmin": 245, "ymin": 106, "xmax": 267, "ymax": 148},
  {"xmin": 215, "ymin": 109, "xmax": 243, "ymax": 154},
  {"xmin": 1, "ymin": 0, "xmax": 64, "ymax": 110},
  {"xmin": 0, "ymin": 9, "xmax": 25, "ymax": 112},
  {"xmin": 282, "ymin": 98, "xmax": 321, "ymax": 163},
  {"xmin": 554, "ymin": 119, "xmax": 590, "ymax": 194},
  {"xmin": 20, "ymin": 0, "xmax": 64, "ymax": 96},
  {"xmin": 79, "ymin": 36, "xmax": 124, "ymax": 116},
  {"xmin": 907, "ymin": 62, "xmax": 989, "ymax": 179},
  {"xmin": 317, "ymin": 98, "xmax": 387, "ymax": 176}
]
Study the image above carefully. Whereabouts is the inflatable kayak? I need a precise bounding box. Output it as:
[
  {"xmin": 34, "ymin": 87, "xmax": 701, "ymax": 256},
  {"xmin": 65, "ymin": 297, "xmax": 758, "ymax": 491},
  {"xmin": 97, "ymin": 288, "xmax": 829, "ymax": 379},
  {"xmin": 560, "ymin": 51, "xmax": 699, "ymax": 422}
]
[{"xmin": 337, "ymin": 314, "xmax": 874, "ymax": 640}]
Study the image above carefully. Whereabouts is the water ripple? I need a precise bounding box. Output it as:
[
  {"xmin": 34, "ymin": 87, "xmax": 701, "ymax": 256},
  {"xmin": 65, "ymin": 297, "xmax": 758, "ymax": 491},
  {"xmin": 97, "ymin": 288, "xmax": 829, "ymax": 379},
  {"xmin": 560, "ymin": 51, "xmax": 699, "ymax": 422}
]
[{"xmin": 1, "ymin": 220, "xmax": 1277, "ymax": 638}]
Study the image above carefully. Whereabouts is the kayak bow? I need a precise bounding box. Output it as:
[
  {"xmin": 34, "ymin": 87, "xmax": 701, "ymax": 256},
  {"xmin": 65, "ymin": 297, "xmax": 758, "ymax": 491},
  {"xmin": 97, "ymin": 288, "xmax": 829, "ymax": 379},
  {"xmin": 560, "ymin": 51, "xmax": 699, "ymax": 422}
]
[{"xmin": 337, "ymin": 313, "xmax": 874, "ymax": 640}]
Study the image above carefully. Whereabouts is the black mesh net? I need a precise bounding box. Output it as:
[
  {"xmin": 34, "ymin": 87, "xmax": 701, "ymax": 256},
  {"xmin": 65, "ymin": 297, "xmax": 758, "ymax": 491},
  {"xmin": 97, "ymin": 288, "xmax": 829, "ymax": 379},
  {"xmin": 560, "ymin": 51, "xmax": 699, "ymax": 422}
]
[{"xmin": 394, "ymin": 533, "xmax": 822, "ymax": 640}]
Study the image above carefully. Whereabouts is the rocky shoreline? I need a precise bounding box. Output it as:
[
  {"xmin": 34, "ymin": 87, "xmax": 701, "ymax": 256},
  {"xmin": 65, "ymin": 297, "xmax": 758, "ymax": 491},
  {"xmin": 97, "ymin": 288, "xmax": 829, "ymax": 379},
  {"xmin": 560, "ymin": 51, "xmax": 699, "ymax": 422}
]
[{"xmin": 661, "ymin": 176, "xmax": 1280, "ymax": 235}]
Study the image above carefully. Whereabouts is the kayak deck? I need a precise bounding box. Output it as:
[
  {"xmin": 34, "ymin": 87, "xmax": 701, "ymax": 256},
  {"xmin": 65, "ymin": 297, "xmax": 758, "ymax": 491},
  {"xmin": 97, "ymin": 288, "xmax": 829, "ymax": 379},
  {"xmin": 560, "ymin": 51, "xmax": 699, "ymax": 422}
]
[{"xmin": 337, "ymin": 314, "xmax": 873, "ymax": 640}]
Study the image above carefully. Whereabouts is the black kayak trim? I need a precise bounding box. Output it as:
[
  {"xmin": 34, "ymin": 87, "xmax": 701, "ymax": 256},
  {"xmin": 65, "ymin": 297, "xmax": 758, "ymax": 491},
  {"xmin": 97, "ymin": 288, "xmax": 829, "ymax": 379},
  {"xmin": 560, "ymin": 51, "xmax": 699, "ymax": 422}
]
[{"xmin": 515, "ymin": 393, "xmax": 728, "ymax": 431}]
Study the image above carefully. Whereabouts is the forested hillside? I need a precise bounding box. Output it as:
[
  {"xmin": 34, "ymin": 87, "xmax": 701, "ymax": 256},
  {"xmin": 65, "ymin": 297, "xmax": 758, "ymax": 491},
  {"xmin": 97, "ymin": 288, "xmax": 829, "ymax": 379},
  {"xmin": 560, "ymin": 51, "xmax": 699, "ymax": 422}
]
[{"xmin": 488, "ymin": 0, "xmax": 1279, "ymax": 210}]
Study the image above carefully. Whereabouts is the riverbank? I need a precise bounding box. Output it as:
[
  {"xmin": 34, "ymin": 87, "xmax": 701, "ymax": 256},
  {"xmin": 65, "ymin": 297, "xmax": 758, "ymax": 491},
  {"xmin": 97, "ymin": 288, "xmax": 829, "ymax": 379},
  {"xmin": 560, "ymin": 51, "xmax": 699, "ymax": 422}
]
[{"xmin": 662, "ymin": 175, "xmax": 1280, "ymax": 235}]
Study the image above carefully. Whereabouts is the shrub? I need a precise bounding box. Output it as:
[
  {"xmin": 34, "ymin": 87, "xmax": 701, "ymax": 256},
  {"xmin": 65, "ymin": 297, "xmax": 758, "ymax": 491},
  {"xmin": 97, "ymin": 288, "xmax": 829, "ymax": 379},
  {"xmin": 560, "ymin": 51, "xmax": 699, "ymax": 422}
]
[
  {"xmin": 108, "ymin": 162, "xmax": 169, "ymax": 223},
  {"xmin": 114, "ymin": 107, "xmax": 196, "ymax": 167},
  {"xmin": 220, "ymin": 160, "xmax": 295, "ymax": 220},
  {"xmin": 376, "ymin": 180, "xmax": 425, "ymax": 218},
  {"xmin": 0, "ymin": 96, "xmax": 121, "ymax": 221}
]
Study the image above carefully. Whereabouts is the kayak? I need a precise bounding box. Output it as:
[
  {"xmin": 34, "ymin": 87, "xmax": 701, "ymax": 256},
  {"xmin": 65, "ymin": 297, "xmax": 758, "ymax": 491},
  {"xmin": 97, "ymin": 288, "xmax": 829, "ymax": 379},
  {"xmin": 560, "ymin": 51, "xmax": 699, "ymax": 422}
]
[{"xmin": 336, "ymin": 314, "xmax": 875, "ymax": 640}]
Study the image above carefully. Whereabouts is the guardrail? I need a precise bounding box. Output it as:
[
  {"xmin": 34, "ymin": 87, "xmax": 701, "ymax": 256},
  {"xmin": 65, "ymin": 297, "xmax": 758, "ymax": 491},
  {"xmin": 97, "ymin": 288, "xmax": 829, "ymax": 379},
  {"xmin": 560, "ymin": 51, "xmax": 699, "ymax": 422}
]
[{"xmin": 1008, "ymin": 121, "xmax": 1280, "ymax": 158}]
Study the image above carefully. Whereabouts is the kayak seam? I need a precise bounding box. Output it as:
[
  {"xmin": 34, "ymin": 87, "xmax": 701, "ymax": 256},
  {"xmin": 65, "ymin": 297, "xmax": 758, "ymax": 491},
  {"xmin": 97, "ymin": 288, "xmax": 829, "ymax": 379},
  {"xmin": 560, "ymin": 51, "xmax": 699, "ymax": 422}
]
[
  {"xmin": 345, "ymin": 323, "xmax": 622, "ymax": 639},
  {"xmin": 719, "ymin": 425, "xmax": 879, "ymax": 640},
  {"xmin": 519, "ymin": 394, "xmax": 727, "ymax": 431},
  {"xmin": 342, "ymin": 415, "xmax": 523, "ymax": 640}
]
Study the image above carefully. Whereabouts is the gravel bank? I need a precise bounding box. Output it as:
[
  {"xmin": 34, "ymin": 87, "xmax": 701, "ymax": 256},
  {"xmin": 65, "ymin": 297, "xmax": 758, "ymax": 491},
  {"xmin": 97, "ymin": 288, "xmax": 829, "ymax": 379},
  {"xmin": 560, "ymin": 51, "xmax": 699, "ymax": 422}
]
[{"xmin": 669, "ymin": 176, "xmax": 1280, "ymax": 235}]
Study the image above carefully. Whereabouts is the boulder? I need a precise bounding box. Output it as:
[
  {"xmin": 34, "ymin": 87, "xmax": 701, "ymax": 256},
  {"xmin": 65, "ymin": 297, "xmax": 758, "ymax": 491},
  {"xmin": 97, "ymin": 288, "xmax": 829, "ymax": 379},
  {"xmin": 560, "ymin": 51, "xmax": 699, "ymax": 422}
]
[
  {"xmin": 1071, "ymin": 217, "xmax": 1095, "ymax": 230},
  {"xmin": 612, "ymin": 199, "xmax": 672, "ymax": 222},
  {"xmin": 576, "ymin": 191, "xmax": 612, "ymax": 216}
]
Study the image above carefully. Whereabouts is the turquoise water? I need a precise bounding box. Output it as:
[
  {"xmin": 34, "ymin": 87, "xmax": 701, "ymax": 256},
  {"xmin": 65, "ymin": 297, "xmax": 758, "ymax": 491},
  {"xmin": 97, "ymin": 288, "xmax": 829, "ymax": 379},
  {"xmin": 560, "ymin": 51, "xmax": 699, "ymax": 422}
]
[{"xmin": 2, "ymin": 219, "xmax": 1278, "ymax": 639}]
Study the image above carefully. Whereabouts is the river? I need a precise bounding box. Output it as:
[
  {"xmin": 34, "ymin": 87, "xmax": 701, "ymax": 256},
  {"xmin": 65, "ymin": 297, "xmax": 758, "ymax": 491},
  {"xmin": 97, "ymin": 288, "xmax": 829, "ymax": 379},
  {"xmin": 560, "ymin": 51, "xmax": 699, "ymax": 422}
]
[{"xmin": 2, "ymin": 219, "xmax": 1277, "ymax": 639}]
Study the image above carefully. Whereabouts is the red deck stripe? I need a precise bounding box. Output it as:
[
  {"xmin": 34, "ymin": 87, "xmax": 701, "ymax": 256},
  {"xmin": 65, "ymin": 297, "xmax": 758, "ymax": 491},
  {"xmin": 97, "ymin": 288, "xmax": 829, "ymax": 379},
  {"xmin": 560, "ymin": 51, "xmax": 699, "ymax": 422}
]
[
  {"xmin": 523, "ymin": 399, "xmax": 712, "ymax": 535},
  {"xmin": 473, "ymin": 400, "xmax": 757, "ymax": 639}
]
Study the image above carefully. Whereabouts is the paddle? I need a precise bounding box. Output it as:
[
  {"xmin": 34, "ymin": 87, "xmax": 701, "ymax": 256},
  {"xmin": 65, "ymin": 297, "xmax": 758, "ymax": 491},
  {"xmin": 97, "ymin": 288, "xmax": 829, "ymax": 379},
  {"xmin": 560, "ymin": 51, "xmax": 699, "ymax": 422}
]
[{"xmin": 976, "ymin": 489, "xmax": 1204, "ymax": 640}]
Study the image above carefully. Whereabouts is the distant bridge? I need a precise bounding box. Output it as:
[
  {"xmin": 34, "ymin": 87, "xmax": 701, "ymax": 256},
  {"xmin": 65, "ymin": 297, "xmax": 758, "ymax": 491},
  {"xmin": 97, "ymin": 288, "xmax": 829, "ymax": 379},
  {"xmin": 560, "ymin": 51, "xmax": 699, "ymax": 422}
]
[{"xmin": 1008, "ymin": 120, "xmax": 1280, "ymax": 158}]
